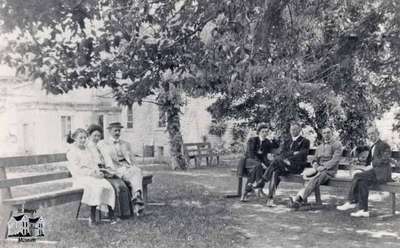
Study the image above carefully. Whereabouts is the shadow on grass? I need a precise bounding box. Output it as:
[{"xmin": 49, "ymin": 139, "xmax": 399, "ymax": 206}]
[{"xmin": 2, "ymin": 166, "xmax": 243, "ymax": 248}]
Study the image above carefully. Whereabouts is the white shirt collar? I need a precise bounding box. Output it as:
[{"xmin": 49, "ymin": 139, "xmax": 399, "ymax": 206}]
[{"xmin": 292, "ymin": 135, "xmax": 301, "ymax": 142}]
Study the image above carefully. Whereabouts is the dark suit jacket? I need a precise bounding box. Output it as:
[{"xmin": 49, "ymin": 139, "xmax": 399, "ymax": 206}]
[
  {"xmin": 237, "ymin": 136, "xmax": 279, "ymax": 177},
  {"xmin": 358, "ymin": 140, "xmax": 392, "ymax": 182},
  {"xmin": 245, "ymin": 136, "xmax": 280, "ymax": 165},
  {"xmin": 281, "ymin": 136, "xmax": 310, "ymax": 172}
]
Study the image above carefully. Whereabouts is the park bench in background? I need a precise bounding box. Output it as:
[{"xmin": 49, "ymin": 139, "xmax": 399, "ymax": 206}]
[
  {"xmin": 183, "ymin": 142, "xmax": 220, "ymax": 168},
  {"xmin": 226, "ymin": 148, "xmax": 400, "ymax": 218},
  {"xmin": 0, "ymin": 153, "xmax": 153, "ymax": 238}
]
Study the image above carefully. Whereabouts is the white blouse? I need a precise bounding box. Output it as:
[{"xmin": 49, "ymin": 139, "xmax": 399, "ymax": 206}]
[{"xmin": 66, "ymin": 145, "xmax": 100, "ymax": 178}]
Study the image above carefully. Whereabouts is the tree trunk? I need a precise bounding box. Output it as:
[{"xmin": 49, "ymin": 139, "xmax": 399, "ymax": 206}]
[{"xmin": 166, "ymin": 107, "xmax": 187, "ymax": 170}]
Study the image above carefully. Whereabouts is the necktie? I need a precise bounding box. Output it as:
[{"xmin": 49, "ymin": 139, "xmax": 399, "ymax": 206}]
[
  {"xmin": 113, "ymin": 140, "xmax": 123, "ymax": 157},
  {"xmin": 290, "ymin": 139, "xmax": 296, "ymax": 151}
]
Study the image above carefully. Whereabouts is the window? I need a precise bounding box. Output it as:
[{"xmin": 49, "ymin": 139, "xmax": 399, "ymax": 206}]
[
  {"xmin": 158, "ymin": 109, "xmax": 167, "ymax": 128},
  {"xmin": 127, "ymin": 105, "xmax": 133, "ymax": 128},
  {"xmin": 61, "ymin": 116, "xmax": 72, "ymax": 142},
  {"xmin": 98, "ymin": 115, "xmax": 104, "ymax": 130},
  {"xmin": 157, "ymin": 146, "xmax": 164, "ymax": 157}
]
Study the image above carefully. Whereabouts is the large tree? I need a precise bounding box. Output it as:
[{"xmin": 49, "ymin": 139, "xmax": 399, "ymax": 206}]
[{"xmin": 199, "ymin": 0, "xmax": 400, "ymax": 147}]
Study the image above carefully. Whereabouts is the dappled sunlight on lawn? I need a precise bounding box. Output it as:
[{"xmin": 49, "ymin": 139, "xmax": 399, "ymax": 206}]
[
  {"xmin": 356, "ymin": 229, "xmax": 400, "ymax": 239},
  {"xmin": 3, "ymin": 166, "xmax": 400, "ymax": 248}
]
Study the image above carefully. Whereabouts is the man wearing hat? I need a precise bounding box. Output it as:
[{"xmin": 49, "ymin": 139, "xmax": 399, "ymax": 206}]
[
  {"xmin": 97, "ymin": 122, "xmax": 144, "ymax": 216},
  {"xmin": 289, "ymin": 127, "xmax": 342, "ymax": 209}
]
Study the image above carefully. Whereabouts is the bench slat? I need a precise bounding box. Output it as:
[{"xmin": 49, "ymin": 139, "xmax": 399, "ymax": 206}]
[
  {"xmin": 280, "ymin": 175, "xmax": 304, "ymax": 184},
  {"xmin": 186, "ymin": 154, "xmax": 213, "ymax": 157},
  {"xmin": 0, "ymin": 171, "xmax": 71, "ymax": 188},
  {"xmin": 325, "ymin": 178, "xmax": 400, "ymax": 193},
  {"xmin": 0, "ymin": 173, "xmax": 152, "ymax": 189},
  {"xmin": 185, "ymin": 148, "xmax": 212, "ymax": 152},
  {"xmin": 183, "ymin": 142, "xmax": 211, "ymax": 147},
  {"xmin": 3, "ymin": 188, "xmax": 84, "ymax": 208},
  {"xmin": 3, "ymin": 175, "xmax": 153, "ymax": 208},
  {"xmin": 0, "ymin": 154, "xmax": 67, "ymax": 168}
]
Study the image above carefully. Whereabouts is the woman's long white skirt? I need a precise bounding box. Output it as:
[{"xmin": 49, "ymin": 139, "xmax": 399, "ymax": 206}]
[{"xmin": 73, "ymin": 176, "xmax": 116, "ymax": 209}]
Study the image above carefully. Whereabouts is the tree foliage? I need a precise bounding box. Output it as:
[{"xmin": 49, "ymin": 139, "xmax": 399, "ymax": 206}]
[
  {"xmin": 1, "ymin": 0, "xmax": 400, "ymax": 154},
  {"xmin": 0, "ymin": 0, "xmax": 224, "ymax": 169},
  {"xmin": 200, "ymin": 0, "xmax": 400, "ymax": 147}
]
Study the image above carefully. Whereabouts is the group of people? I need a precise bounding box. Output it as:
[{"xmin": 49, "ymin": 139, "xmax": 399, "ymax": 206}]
[
  {"xmin": 66, "ymin": 122, "xmax": 145, "ymax": 226},
  {"xmin": 239, "ymin": 122, "xmax": 392, "ymax": 218}
]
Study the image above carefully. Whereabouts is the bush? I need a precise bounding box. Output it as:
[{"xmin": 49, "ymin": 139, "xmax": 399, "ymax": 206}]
[
  {"xmin": 231, "ymin": 125, "xmax": 248, "ymax": 142},
  {"xmin": 208, "ymin": 121, "xmax": 227, "ymax": 137}
]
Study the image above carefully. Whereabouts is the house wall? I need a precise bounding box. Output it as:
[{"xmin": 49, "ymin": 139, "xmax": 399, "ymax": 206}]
[
  {"xmin": 119, "ymin": 96, "xmax": 235, "ymax": 159},
  {"xmin": 0, "ymin": 79, "xmax": 120, "ymax": 156}
]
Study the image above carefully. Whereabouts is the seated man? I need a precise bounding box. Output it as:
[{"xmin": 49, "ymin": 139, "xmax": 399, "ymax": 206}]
[
  {"xmin": 258, "ymin": 122, "xmax": 310, "ymax": 207},
  {"xmin": 337, "ymin": 126, "xmax": 391, "ymax": 217},
  {"xmin": 238, "ymin": 124, "xmax": 279, "ymax": 202},
  {"xmin": 289, "ymin": 127, "xmax": 343, "ymax": 209},
  {"xmin": 98, "ymin": 122, "xmax": 145, "ymax": 216}
]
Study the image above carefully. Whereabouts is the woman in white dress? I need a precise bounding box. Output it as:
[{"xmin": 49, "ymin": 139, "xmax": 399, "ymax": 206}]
[{"xmin": 67, "ymin": 128, "xmax": 116, "ymax": 226}]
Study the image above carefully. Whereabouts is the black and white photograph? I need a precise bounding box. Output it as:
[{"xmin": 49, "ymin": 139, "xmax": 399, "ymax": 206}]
[{"xmin": 0, "ymin": 0, "xmax": 400, "ymax": 247}]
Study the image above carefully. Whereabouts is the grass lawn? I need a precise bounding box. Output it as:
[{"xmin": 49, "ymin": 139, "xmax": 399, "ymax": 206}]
[{"xmin": 2, "ymin": 163, "xmax": 400, "ymax": 248}]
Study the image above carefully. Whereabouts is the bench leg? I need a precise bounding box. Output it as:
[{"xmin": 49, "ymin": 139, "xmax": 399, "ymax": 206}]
[
  {"xmin": 0, "ymin": 207, "xmax": 12, "ymax": 239},
  {"xmin": 377, "ymin": 192, "xmax": 399, "ymax": 220},
  {"xmin": 0, "ymin": 167, "xmax": 12, "ymax": 239},
  {"xmin": 143, "ymin": 184, "xmax": 148, "ymax": 203},
  {"xmin": 224, "ymin": 177, "xmax": 243, "ymax": 198},
  {"xmin": 76, "ymin": 201, "xmax": 82, "ymax": 219},
  {"xmin": 392, "ymin": 192, "xmax": 396, "ymax": 216},
  {"xmin": 238, "ymin": 177, "xmax": 244, "ymax": 197},
  {"xmin": 314, "ymin": 186, "xmax": 322, "ymax": 205}
]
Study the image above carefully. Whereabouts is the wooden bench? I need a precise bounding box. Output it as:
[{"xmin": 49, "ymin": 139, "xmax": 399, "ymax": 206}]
[
  {"xmin": 0, "ymin": 153, "xmax": 153, "ymax": 238},
  {"xmin": 226, "ymin": 148, "xmax": 400, "ymax": 218},
  {"xmin": 182, "ymin": 142, "xmax": 219, "ymax": 168}
]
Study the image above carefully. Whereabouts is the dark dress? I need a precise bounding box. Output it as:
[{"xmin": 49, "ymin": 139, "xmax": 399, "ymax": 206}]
[
  {"xmin": 105, "ymin": 178, "xmax": 134, "ymax": 218},
  {"xmin": 237, "ymin": 136, "xmax": 280, "ymax": 192}
]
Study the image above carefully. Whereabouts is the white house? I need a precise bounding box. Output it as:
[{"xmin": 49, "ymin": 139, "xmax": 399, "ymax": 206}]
[
  {"xmin": 29, "ymin": 216, "xmax": 45, "ymax": 237},
  {"xmin": 7, "ymin": 213, "xmax": 44, "ymax": 237},
  {"xmin": 7, "ymin": 214, "xmax": 30, "ymax": 237},
  {"xmin": 0, "ymin": 76, "xmax": 120, "ymax": 156}
]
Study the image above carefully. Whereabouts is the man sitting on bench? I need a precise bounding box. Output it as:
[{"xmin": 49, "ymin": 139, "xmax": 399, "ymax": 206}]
[
  {"xmin": 257, "ymin": 122, "xmax": 310, "ymax": 207},
  {"xmin": 238, "ymin": 124, "xmax": 279, "ymax": 202},
  {"xmin": 289, "ymin": 127, "xmax": 343, "ymax": 209},
  {"xmin": 337, "ymin": 126, "xmax": 391, "ymax": 217},
  {"xmin": 98, "ymin": 122, "xmax": 145, "ymax": 216}
]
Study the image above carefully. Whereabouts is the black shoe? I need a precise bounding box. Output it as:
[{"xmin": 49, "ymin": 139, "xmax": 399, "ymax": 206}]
[
  {"xmin": 132, "ymin": 197, "xmax": 145, "ymax": 206},
  {"xmin": 252, "ymin": 180, "xmax": 264, "ymax": 189},
  {"xmin": 132, "ymin": 190, "xmax": 145, "ymax": 206},
  {"xmin": 288, "ymin": 196, "xmax": 301, "ymax": 209},
  {"xmin": 245, "ymin": 183, "xmax": 254, "ymax": 192},
  {"xmin": 134, "ymin": 205, "xmax": 145, "ymax": 217}
]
